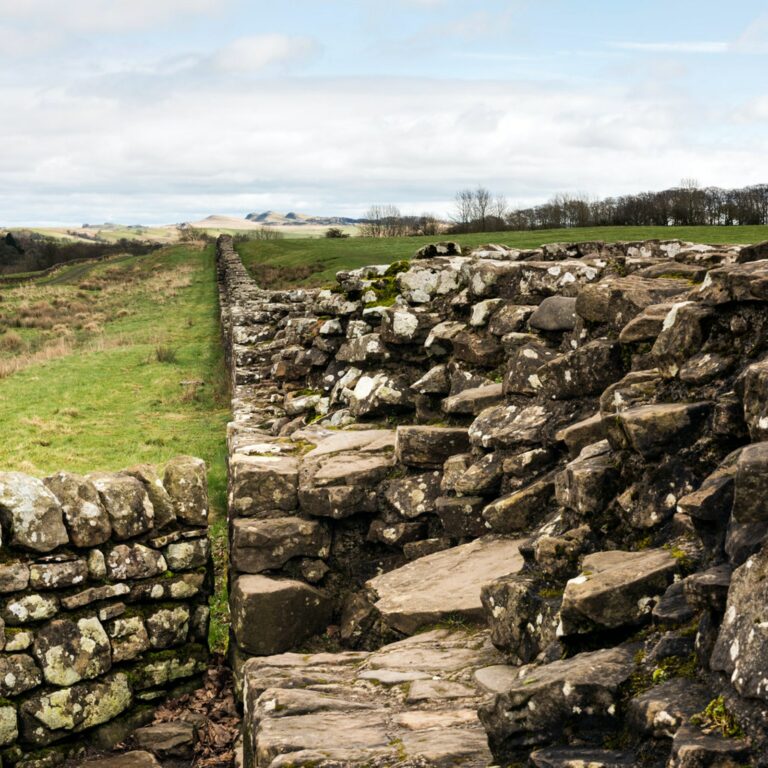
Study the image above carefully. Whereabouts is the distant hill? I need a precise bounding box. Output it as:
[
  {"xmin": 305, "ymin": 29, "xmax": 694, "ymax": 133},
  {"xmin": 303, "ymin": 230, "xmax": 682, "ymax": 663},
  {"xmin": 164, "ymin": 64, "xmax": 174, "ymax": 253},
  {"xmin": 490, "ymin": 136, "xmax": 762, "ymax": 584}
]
[{"xmin": 245, "ymin": 211, "xmax": 364, "ymax": 227}]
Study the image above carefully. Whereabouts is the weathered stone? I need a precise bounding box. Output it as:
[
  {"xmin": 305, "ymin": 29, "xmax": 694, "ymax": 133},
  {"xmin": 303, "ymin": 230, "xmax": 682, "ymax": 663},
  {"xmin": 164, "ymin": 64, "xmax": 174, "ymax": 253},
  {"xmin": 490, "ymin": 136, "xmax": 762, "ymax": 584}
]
[
  {"xmin": 531, "ymin": 528, "xmax": 591, "ymax": 582},
  {"xmin": 90, "ymin": 473, "xmax": 154, "ymax": 540},
  {"xmin": 0, "ymin": 653, "xmax": 41, "ymax": 695},
  {"xmin": 0, "ymin": 705, "xmax": 16, "ymax": 746},
  {"xmin": 403, "ymin": 538, "xmax": 451, "ymax": 561},
  {"xmin": 653, "ymin": 581, "xmax": 696, "ymax": 625},
  {"xmin": 231, "ymin": 575, "xmax": 332, "ymax": 656},
  {"xmin": 696, "ymin": 259, "xmax": 768, "ymax": 304},
  {"xmin": 683, "ymin": 565, "xmax": 732, "ymax": 613},
  {"xmin": 555, "ymin": 414, "xmax": 606, "ymax": 458},
  {"xmin": 130, "ymin": 644, "xmax": 206, "ymax": 690},
  {"xmin": 125, "ymin": 464, "xmax": 177, "ymax": 530},
  {"xmin": 380, "ymin": 471, "xmax": 441, "ymax": 519},
  {"xmin": 669, "ymin": 724, "xmax": 752, "ymax": 768},
  {"xmin": 61, "ymin": 583, "xmax": 130, "ymax": 610},
  {"xmin": 81, "ymin": 752, "xmax": 161, "ymax": 768},
  {"xmin": 395, "ymin": 426, "xmax": 470, "ymax": 469},
  {"xmin": 0, "ymin": 562, "xmax": 30, "ymax": 593},
  {"xmin": 528, "ymin": 295, "xmax": 577, "ymax": 331},
  {"xmin": 529, "ymin": 748, "xmax": 636, "ymax": 767},
  {"xmin": 502, "ymin": 342, "xmax": 559, "ymax": 396},
  {"xmin": 560, "ymin": 549, "xmax": 677, "ymax": 635},
  {"xmin": 576, "ymin": 275, "xmax": 687, "ymax": 329},
  {"xmin": 482, "ymin": 474, "xmax": 555, "ymax": 534},
  {"xmin": 451, "ymin": 330, "xmax": 504, "ymax": 367},
  {"xmin": 33, "ymin": 617, "xmax": 111, "ymax": 686},
  {"xmin": 482, "ymin": 575, "xmax": 559, "ymax": 664},
  {"xmin": 677, "ymin": 458, "xmax": 737, "ymax": 522},
  {"xmin": 44, "ymin": 472, "xmax": 112, "ymax": 547},
  {"xmin": 469, "ymin": 404, "xmax": 549, "ymax": 450},
  {"xmin": 368, "ymin": 536, "xmax": 525, "ymax": 635},
  {"xmin": 627, "ymin": 679, "xmax": 710, "ymax": 739},
  {"xmin": 337, "ymin": 333, "xmax": 391, "ymax": 364},
  {"xmin": 29, "ymin": 559, "xmax": 89, "ymax": 590},
  {"xmin": 106, "ymin": 544, "xmax": 167, "ymax": 581},
  {"xmin": 5, "ymin": 628, "xmax": 33, "ymax": 651},
  {"xmin": 88, "ymin": 549, "xmax": 107, "ymax": 579},
  {"xmin": 0, "ymin": 473, "xmax": 69, "ymax": 553},
  {"xmin": 618, "ymin": 302, "xmax": 676, "ymax": 343},
  {"xmin": 298, "ymin": 485, "xmax": 376, "ymax": 519},
  {"xmin": 535, "ymin": 340, "xmax": 625, "ymax": 400},
  {"xmin": 108, "ymin": 615, "xmax": 150, "ymax": 662},
  {"xmin": 410, "ymin": 364, "xmax": 450, "ymax": 395},
  {"xmin": 366, "ymin": 519, "xmax": 423, "ymax": 547},
  {"xmin": 711, "ymin": 543, "xmax": 768, "ymax": 700},
  {"xmin": 651, "ymin": 302, "xmax": 716, "ymax": 374},
  {"xmin": 134, "ymin": 721, "xmax": 196, "ymax": 759},
  {"xmin": 733, "ymin": 442, "xmax": 768, "ymax": 523},
  {"xmin": 163, "ymin": 537, "xmax": 210, "ymax": 571},
  {"xmin": 3, "ymin": 593, "xmax": 59, "ymax": 625},
  {"xmin": 442, "ymin": 383, "xmax": 503, "ymax": 415},
  {"xmin": 469, "ymin": 297, "xmax": 505, "ymax": 327},
  {"xmin": 555, "ymin": 442, "xmax": 619, "ymax": 516},
  {"xmin": 453, "ymin": 452, "xmax": 504, "ymax": 497},
  {"xmin": 478, "ymin": 646, "xmax": 635, "ymax": 763},
  {"xmin": 467, "ymin": 260, "xmax": 602, "ymax": 302},
  {"xmin": 488, "ymin": 304, "xmax": 536, "ymax": 336},
  {"xmin": 606, "ymin": 402, "xmax": 711, "ymax": 458},
  {"xmin": 741, "ymin": 358, "xmax": 768, "ymax": 442},
  {"xmin": 435, "ymin": 496, "xmax": 487, "ymax": 537},
  {"xmin": 348, "ymin": 371, "xmax": 413, "ymax": 417},
  {"xmin": 21, "ymin": 672, "xmax": 132, "ymax": 745},
  {"xmin": 230, "ymin": 454, "xmax": 299, "ymax": 518},
  {"xmin": 130, "ymin": 572, "xmax": 204, "ymax": 602},
  {"xmin": 599, "ymin": 369, "xmax": 662, "ymax": 415},
  {"xmin": 163, "ymin": 455, "xmax": 208, "ymax": 526},
  {"xmin": 231, "ymin": 517, "xmax": 330, "ymax": 573},
  {"xmin": 145, "ymin": 605, "xmax": 190, "ymax": 649}
]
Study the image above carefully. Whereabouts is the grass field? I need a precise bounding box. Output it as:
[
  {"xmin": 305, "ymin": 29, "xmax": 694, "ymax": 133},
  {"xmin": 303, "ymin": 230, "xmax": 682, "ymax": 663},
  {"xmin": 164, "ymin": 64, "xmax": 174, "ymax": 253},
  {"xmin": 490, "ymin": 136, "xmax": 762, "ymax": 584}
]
[
  {"xmin": 0, "ymin": 243, "xmax": 231, "ymax": 651},
  {"xmin": 236, "ymin": 225, "xmax": 768, "ymax": 287}
]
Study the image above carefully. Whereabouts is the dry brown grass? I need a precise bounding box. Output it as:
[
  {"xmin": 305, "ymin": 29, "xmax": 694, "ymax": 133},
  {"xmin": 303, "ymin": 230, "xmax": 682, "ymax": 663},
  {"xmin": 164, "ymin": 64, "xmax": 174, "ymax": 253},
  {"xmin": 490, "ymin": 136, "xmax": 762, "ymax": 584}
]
[{"xmin": 0, "ymin": 331, "xmax": 25, "ymax": 352}]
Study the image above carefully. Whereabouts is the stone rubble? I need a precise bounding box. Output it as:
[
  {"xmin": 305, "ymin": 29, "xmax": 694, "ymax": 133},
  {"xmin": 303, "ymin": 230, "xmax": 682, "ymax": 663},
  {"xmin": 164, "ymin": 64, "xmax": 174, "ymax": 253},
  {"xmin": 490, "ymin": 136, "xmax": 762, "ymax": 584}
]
[{"xmin": 217, "ymin": 235, "xmax": 768, "ymax": 767}]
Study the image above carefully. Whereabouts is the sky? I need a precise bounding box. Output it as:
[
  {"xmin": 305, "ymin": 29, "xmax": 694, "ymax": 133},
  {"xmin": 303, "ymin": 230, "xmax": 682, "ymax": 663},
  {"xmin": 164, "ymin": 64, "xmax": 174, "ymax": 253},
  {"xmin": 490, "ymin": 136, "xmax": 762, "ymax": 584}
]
[{"xmin": 1, "ymin": 0, "xmax": 767, "ymax": 225}]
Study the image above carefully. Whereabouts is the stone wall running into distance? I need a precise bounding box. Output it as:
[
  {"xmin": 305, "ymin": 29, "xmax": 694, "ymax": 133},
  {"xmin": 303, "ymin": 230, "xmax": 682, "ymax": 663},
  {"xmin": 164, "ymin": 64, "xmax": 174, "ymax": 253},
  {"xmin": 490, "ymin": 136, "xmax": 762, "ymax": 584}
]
[
  {"xmin": 0, "ymin": 456, "xmax": 212, "ymax": 767},
  {"xmin": 216, "ymin": 234, "xmax": 768, "ymax": 767}
]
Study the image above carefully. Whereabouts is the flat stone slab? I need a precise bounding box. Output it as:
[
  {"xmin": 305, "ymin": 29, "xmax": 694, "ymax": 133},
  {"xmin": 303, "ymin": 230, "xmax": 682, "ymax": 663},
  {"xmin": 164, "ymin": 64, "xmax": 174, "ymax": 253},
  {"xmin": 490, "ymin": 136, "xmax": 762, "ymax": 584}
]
[
  {"xmin": 242, "ymin": 629, "xmax": 502, "ymax": 768},
  {"xmin": 560, "ymin": 549, "xmax": 677, "ymax": 635},
  {"xmin": 367, "ymin": 535, "xmax": 526, "ymax": 634},
  {"xmin": 81, "ymin": 752, "xmax": 161, "ymax": 768}
]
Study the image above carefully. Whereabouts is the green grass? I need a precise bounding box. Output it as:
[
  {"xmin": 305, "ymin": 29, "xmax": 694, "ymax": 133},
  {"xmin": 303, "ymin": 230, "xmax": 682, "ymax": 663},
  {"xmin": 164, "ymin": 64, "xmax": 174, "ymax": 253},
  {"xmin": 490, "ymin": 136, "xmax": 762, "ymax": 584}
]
[
  {"xmin": 0, "ymin": 243, "xmax": 231, "ymax": 651},
  {"xmin": 236, "ymin": 225, "xmax": 768, "ymax": 287}
]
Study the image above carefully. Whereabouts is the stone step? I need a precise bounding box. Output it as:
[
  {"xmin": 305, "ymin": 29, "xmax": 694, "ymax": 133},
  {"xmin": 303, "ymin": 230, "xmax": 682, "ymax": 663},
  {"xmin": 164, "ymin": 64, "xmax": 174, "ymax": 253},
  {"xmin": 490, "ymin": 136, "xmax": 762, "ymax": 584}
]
[
  {"xmin": 366, "ymin": 535, "xmax": 526, "ymax": 635},
  {"xmin": 242, "ymin": 629, "xmax": 502, "ymax": 768}
]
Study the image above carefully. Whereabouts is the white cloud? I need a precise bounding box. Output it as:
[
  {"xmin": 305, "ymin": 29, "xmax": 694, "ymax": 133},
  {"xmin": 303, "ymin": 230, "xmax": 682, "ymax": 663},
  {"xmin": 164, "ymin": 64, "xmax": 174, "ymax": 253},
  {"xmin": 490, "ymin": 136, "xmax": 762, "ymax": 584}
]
[
  {"xmin": 213, "ymin": 35, "xmax": 320, "ymax": 73},
  {"xmin": 1, "ymin": 72, "xmax": 766, "ymax": 224},
  {"xmin": 0, "ymin": 0, "xmax": 222, "ymax": 31},
  {"xmin": 734, "ymin": 14, "xmax": 768, "ymax": 53},
  {"xmin": 611, "ymin": 41, "xmax": 729, "ymax": 54}
]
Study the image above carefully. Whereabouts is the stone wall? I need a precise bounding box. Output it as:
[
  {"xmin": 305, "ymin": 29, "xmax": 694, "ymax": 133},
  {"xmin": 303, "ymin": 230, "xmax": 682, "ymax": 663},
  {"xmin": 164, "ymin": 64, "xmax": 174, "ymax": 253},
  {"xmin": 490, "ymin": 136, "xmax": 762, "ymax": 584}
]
[
  {"xmin": 0, "ymin": 456, "xmax": 212, "ymax": 767},
  {"xmin": 218, "ymin": 233, "xmax": 768, "ymax": 766}
]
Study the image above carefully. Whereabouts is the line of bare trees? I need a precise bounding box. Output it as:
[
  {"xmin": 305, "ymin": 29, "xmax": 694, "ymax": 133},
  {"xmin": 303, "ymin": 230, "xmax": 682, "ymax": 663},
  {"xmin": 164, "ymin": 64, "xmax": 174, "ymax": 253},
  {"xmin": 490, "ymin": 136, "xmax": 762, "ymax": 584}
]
[
  {"xmin": 452, "ymin": 181, "xmax": 768, "ymax": 233},
  {"xmin": 358, "ymin": 205, "xmax": 442, "ymax": 238},
  {"xmin": 358, "ymin": 181, "xmax": 768, "ymax": 239}
]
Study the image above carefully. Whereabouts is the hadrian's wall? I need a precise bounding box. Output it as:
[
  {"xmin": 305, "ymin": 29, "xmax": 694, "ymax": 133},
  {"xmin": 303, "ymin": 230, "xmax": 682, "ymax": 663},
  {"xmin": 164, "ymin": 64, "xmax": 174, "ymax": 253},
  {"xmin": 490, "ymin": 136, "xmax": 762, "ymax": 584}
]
[
  {"xmin": 0, "ymin": 456, "xmax": 212, "ymax": 767},
  {"xmin": 218, "ymin": 233, "xmax": 768, "ymax": 767}
]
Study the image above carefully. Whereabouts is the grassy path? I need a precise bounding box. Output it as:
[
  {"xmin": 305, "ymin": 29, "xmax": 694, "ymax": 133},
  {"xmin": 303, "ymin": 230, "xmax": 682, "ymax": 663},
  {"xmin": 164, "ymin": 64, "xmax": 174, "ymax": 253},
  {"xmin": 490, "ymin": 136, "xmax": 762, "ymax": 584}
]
[
  {"xmin": 0, "ymin": 243, "xmax": 232, "ymax": 649},
  {"xmin": 237, "ymin": 225, "xmax": 768, "ymax": 287}
]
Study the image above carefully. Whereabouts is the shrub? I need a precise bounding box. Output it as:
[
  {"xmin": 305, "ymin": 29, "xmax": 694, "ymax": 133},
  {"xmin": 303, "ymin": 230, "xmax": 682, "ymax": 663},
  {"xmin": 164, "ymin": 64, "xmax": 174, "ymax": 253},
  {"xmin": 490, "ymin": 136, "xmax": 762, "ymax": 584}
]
[
  {"xmin": 155, "ymin": 345, "xmax": 178, "ymax": 364},
  {"xmin": 0, "ymin": 331, "xmax": 24, "ymax": 352}
]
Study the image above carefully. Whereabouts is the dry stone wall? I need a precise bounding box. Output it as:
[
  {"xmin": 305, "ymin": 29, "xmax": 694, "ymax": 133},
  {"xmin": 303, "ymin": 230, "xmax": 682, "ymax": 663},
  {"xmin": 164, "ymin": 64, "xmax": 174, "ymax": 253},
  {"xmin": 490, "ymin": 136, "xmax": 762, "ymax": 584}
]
[
  {"xmin": 0, "ymin": 456, "xmax": 212, "ymax": 768},
  {"xmin": 218, "ymin": 234, "xmax": 768, "ymax": 767}
]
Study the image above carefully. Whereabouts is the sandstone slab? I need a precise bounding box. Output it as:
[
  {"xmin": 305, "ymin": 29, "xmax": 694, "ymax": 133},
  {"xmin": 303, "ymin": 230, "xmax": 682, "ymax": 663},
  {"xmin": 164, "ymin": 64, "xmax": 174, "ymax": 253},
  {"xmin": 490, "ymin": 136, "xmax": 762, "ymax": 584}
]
[{"xmin": 368, "ymin": 536, "xmax": 526, "ymax": 634}]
